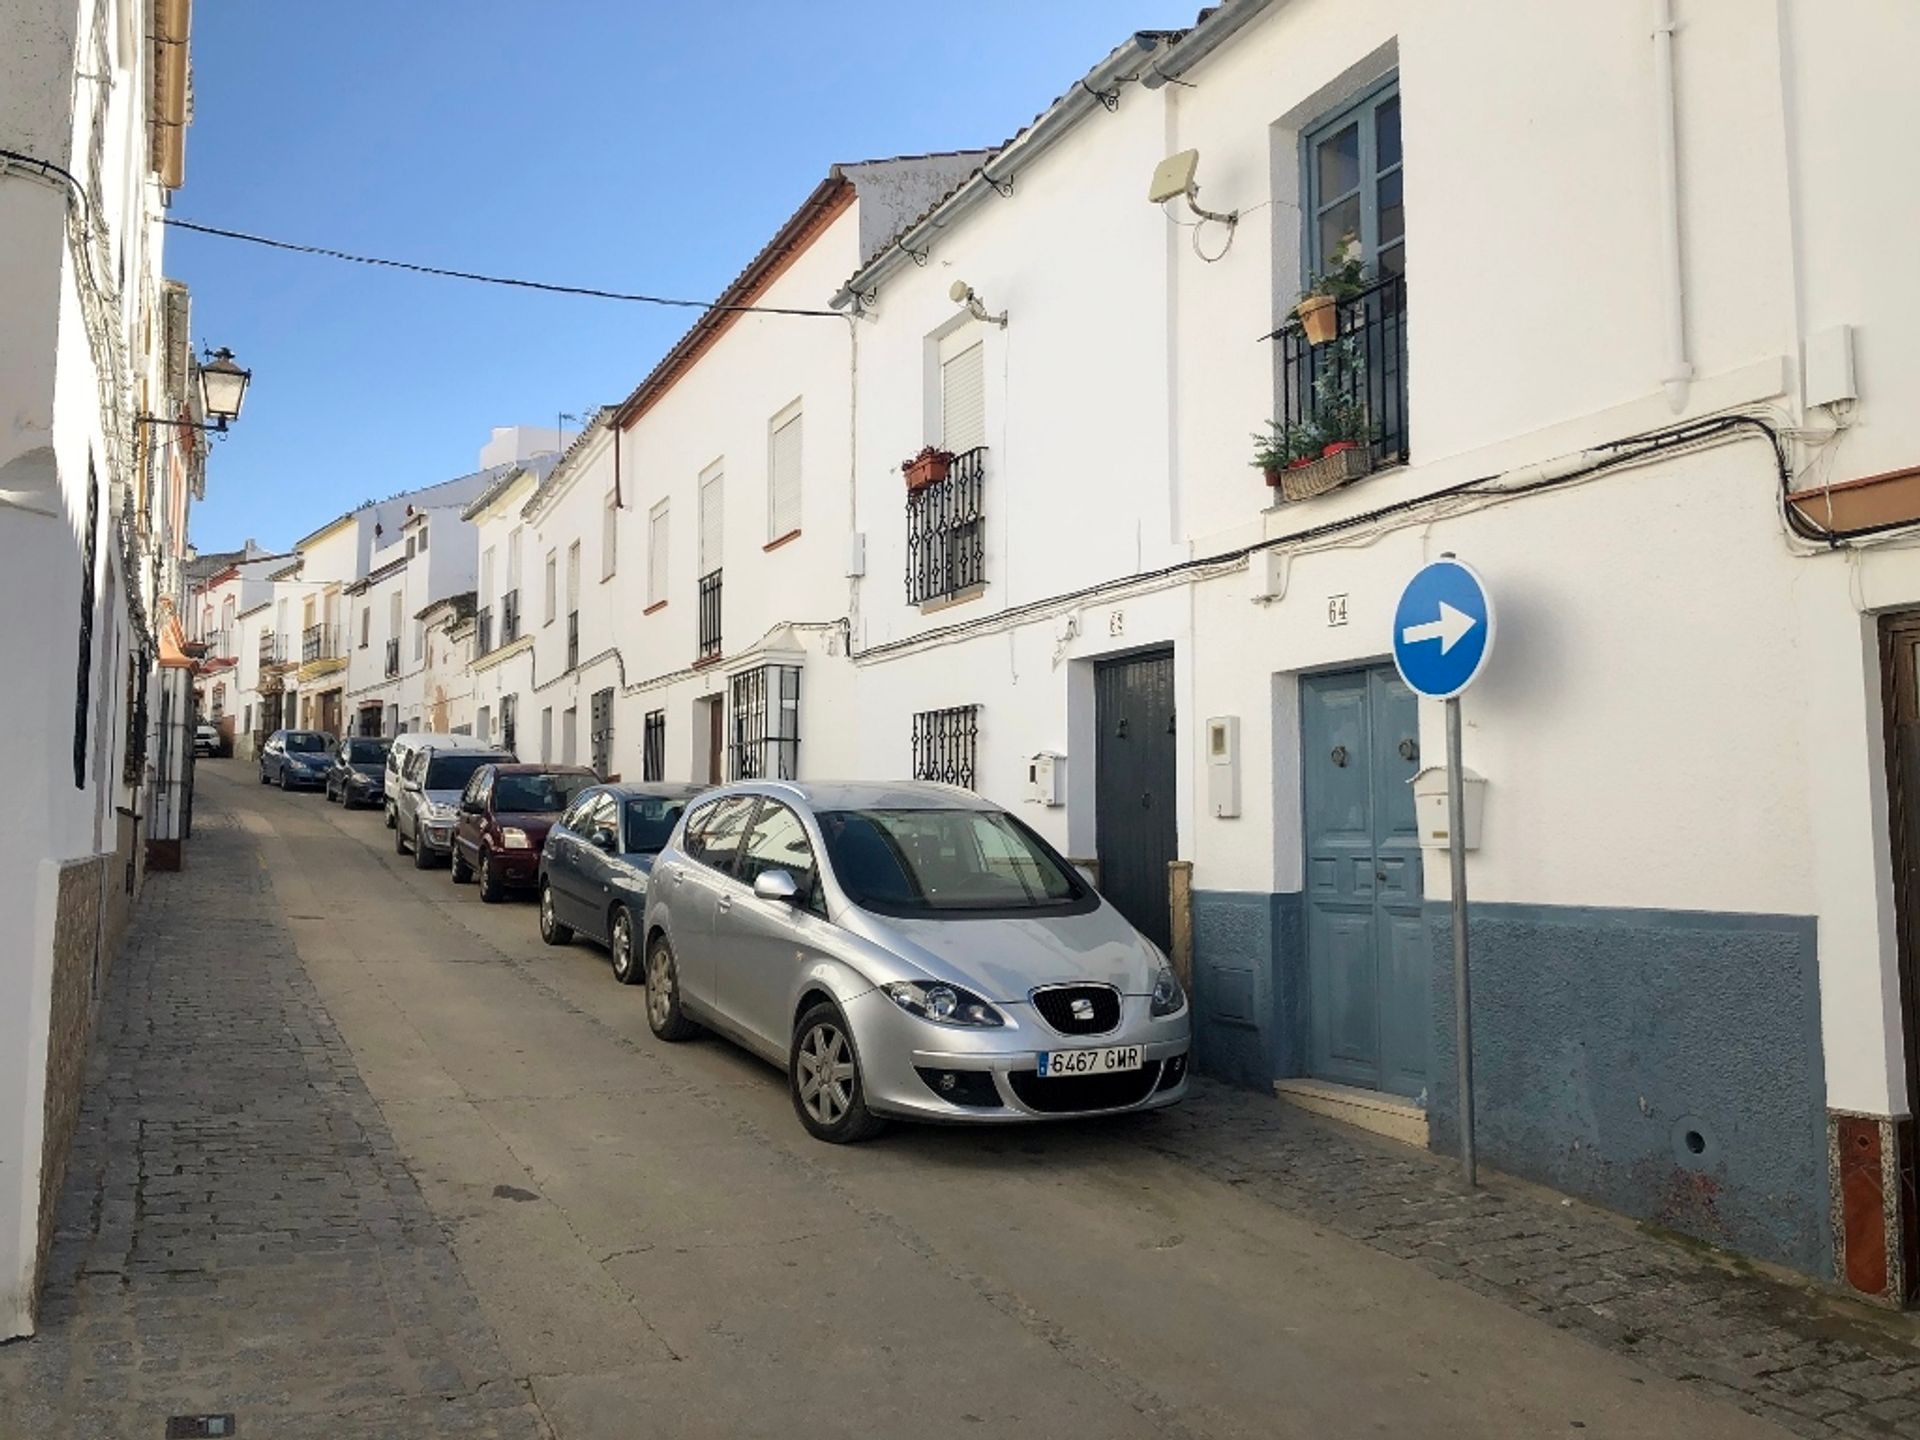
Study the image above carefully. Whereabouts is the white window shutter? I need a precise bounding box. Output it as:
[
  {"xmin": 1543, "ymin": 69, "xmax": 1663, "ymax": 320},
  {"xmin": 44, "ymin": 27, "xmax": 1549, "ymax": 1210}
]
[
  {"xmin": 648, "ymin": 501, "xmax": 670, "ymax": 606},
  {"xmin": 699, "ymin": 473, "xmax": 724, "ymax": 575},
  {"xmin": 769, "ymin": 413, "xmax": 802, "ymax": 539},
  {"xmin": 941, "ymin": 342, "xmax": 986, "ymax": 453}
]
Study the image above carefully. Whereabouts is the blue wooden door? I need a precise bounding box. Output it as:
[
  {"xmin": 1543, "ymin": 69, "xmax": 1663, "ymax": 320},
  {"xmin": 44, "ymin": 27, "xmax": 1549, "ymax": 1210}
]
[{"xmin": 1301, "ymin": 667, "xmax": 1428, "ymax": 1100}]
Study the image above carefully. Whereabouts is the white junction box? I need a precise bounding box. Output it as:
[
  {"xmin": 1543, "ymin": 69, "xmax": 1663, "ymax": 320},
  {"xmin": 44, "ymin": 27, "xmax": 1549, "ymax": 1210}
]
[
  {"xmin": 1410, "ymin": 766, "xmax": 1486, "ymax": 850},
  {"xmin": 1206, "ymin": 716, "xmax": 1240, "ymax": 817},
  {"xmin": 1027, "ymin": 750, "xmax": 1065, "ymax": 806}
]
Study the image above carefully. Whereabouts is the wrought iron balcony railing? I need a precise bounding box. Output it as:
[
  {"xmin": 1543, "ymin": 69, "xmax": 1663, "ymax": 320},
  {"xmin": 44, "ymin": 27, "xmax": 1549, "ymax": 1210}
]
[
  {"xmin": 500, "ymin": 588, "xmax": 520, "ymax": 645},
  {"xmin": 698, "ymin": 569, "xmax": 722, "ymax": 659},
  {"xmin": 1273, "ymin": 271, "xmax": 1409, "ymax": 475},
  {"xmin": 476, "ymin": 608, "xmax": 494, "ymax": 656},
  {"xmin": 258, "ymin": 631, "xmax": 284, "ymax": 666},
  {"xmin": 906, "ymin": 446, "xmax": 986, "ymax": 606},
  {"xmin": 301, "ymin": 623, "xmax": 339, "ymax": 664},
  {"xmin": 384, "ymin": 637, "xmax": 400, "ymax": 678},
  {"xmin": 566, "ymin": 610, "xmax": 579, "ymax": 671}
]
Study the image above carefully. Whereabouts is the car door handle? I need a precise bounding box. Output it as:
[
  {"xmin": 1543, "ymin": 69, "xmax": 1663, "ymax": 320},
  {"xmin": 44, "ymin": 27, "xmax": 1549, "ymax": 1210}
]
[{"xmin": 716, "ymin": 894, "xmax": 732, "ymax": 914}]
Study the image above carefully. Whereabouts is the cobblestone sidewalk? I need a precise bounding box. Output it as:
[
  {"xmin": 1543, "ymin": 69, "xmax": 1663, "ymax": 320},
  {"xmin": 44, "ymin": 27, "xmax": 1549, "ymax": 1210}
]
[
  {"xmin": 0, "ymin": 809, "xmax": 545, "ymax": 1439},
  {"xmin": 1142, "ymin": 1086, "xmax": 1920, "ymax": 1438}
]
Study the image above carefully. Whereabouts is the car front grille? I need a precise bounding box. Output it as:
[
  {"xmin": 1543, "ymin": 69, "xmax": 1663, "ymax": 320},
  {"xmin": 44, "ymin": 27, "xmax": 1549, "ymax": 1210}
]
[
  {"xmin": 1029, "ymin": 983, "xmax": 1122, "ymax": 1036},
  {"xmin": 1008, "ymin": 1063, "xmax": 1163, "ymax": 1114}
]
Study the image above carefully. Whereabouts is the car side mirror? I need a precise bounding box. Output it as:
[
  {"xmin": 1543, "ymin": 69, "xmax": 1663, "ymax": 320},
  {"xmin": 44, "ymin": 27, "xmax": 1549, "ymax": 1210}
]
[
  {"xmin": 753, "ymin": 869, "xmax": 800, "ymax": 904},
  {"xmin": 591, "ymin": 830, "xmax": 617, "ymax": 853}
]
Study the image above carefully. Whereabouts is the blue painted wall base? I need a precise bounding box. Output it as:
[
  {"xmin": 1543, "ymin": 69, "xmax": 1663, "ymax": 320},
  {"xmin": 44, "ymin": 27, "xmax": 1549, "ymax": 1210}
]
[{"xmin": 1190, "ymin": 891, "xmax": 1303, "ymax": 1087}]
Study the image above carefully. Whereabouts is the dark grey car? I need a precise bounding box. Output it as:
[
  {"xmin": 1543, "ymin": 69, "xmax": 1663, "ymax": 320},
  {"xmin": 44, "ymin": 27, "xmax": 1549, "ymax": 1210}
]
[{"xmin": 537, "ymin": 784, "xmax": 707, "ymax": 982}]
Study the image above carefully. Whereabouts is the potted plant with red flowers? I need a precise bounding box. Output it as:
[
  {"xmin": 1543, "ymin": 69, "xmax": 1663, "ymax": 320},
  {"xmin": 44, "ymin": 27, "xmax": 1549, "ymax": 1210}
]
[
  {"xmin": 901, "ymin": 446, "xmax": 955, "ymax": 493},
  {"xmin": 1251, "ymin": 420, "xmax": 1321, "ymax": 489}
]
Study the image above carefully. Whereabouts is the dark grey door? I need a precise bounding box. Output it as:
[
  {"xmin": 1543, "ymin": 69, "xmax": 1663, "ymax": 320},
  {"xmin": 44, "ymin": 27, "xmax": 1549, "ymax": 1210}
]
[
  {"xmin": 1301, "ymin": 666, "xmax": 1427, "ymax": 1099},
  {"xmin": 1095, "ymin": 650, "xmax": 1177, "ymax": 954}
]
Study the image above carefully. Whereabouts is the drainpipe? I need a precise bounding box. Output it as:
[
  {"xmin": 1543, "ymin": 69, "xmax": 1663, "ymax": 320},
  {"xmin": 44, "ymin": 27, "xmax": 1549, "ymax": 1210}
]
[{"xmin": 1653, "ymin": 0, "xmax": 1693, "ymax": 411}]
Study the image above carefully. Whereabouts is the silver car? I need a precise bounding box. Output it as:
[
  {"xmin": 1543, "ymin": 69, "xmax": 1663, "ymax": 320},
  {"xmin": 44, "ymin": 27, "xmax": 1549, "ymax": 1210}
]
[
  {"xmin": 641, "ymin": 781, "xmax": 1191, "ymax": 1142},
  {"xmin": 393, "ymin": 745, "xmax": 513, "ymax": 869}
]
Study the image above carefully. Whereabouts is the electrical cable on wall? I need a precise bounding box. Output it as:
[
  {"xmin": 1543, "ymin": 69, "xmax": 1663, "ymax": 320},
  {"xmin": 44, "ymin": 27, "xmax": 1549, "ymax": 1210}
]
[{"xmin": 162, "ymin": 218, "xmax": 846, "ymax": 319}]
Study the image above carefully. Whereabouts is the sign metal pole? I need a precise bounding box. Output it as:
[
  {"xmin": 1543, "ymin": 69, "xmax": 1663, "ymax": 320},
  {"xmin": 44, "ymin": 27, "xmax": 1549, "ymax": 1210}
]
[{"xmin": 1445, "ymin": 693, "xmax": 1476, "ymax": 1187}]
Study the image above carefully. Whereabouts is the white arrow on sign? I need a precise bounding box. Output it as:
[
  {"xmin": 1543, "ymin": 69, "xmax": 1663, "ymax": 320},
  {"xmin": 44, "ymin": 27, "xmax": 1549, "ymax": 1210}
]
[{"xmin": 1401, "ymin": 600, "xmax": 1478, "ymax": 654}]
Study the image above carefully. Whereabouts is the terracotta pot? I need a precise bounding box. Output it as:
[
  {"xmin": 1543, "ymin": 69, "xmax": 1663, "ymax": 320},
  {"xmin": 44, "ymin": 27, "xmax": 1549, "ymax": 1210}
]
[
  {"xmin": 1321, "ymin": 440, "xmax": 1358, "ymax": 457},
  {"xmin": 1297, "ymin": 293, "xmax": 1338, "ymax": 346},
  {"xmin": 902, "ymin": 448, "xmax": 954, "ymax": 493},
  {"xmin": 1263, "ymin": 467, "xmax": 1284, "ymax": 487}
]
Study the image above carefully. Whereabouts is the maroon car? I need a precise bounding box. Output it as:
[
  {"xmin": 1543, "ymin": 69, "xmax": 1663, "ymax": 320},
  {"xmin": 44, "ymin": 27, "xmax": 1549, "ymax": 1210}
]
[{"xmin": 450, "ymin": 763, "xmax": 599, "ymax": 902}]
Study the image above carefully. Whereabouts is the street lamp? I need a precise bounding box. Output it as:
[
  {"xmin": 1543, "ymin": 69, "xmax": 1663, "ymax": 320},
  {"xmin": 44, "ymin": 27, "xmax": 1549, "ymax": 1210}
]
[
  {"xmin": 137, "ymin": 345, "xmax": 252, "ymax": 435},
  {"xmin": 197, "ymin": 347, "xmax": 251, "ymax": 430}
]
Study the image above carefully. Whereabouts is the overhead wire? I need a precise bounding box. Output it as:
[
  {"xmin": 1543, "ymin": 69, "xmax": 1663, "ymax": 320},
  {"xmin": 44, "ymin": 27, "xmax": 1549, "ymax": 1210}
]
[{"xmin": 161, "ymin": 218, "xmax": 846, "ymax": 319}]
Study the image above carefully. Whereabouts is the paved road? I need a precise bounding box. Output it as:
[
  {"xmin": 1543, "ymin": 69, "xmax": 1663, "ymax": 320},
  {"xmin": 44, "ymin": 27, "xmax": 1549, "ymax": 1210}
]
[{"xmin": 7, "ymin": 764, "xmax": 1906, "ymax": 1437}]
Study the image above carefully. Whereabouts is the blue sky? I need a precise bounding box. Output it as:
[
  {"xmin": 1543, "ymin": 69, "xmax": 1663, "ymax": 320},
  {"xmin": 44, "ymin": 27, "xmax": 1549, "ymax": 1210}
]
[{"xmin": 174, "ymin": 1, "xmax": 1191, "ymax": 554}]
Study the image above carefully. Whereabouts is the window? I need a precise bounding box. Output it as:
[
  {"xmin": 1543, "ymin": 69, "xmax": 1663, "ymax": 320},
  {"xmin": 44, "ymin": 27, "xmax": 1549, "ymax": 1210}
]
[
  {"xmin": 417, "ymin": 523, "xmax": 428, "ymax": 552},
  {"xmin": 647, "ymin": 500, "xmax": 670, "ymax": 606},
  {"xmin": 495, "ymin": 771, "xmax": 593, "ymax": 813},
  {"xmin": 414, "ymin": 619, "xmax": 425, "ymax": 661},
  {"xmin": 541, "ymin": 705, "xmax": 553, "ymax": 763},
  {"xmin": 581, "ymin": 792, "xmax": 618, "ymax": 849},
  {"xmin": 602, "ymin": 491, "xmax": 618, "ymax": 579},
  {"xmin": 736, "ymin": 800, "xmax": 822, "ymax": 913},
  {"xmin": 1305, "ymin": 78, "xmax": 1403, "ymax": 277},
  {"xmin": 816, "ymin": 808, "xmax": 1092, "ymax": 917},
  {"xmin": 590, "ymin": 687, "xmax": 614, "ymax": 779},
  {"xmin": 389, "ymin": 590, "xmax": 403, "ymax": 640},
  {"xmin": 912, "ymin": 704, "xmax": 979, "ymax": 789},
  {"xmin": 561, "ymin": 705, "xmax": 578, "ymax": 765},
  {"xmin": 941, "ymin": 337, "xmax": 986, "ymax": 453},
  {"xmin": 544, "ymin": 550, "xmax": 557, "ymax": 625},
  {"xmin": 684, "ymin": 794, "xmax": 757, "ymax": 873},
  {"xmin": 222, "ymin": 596, "xmax": 236, "ymax": 632},
  {"xmin": 905, "ymin": 446, "xmax": 985, "ymax": 605},
  {"xmin": 507, "ymin": 527, "xmax": 522, "ymax": 591},
  {"xmin": 243, "ymin": 703, "xmax": 252, "ymax": 734},
  {"xmin": 476, "ymin": 705, "xmax": 491, "ymax": 744},
  {"xmin": 462, "ymin": 766, "xmax": 491, "ymax": 810},
  {"xmin": 211, "ymin": 683, "xmax": 226, "ymax": 720},
  {"xmin": 480, "ymin": 546, "xmax": 495, "ymax": 612},
  {"xmin": 728, "ymin": 663, "xmax": 799, "ymax": 780},
  {"xmin": 622, "ymin": 793, "xmax": 689, "ymax": 855},
  {"xmin": 359, "ymin": 605, "xmax": 370, "ymax": 649},
  {"xmin": 768, "ymin": 406, "xmax": 801, "ymax": 540},
  {"xmin": 698, "ymin": 466, "xmax": 724, "ymax": 575},
  {"xmin": 642, "ymin": 708, "xmax": 665, "ymax": 782},
  {"xmin": 406, "ymin": 536, "xmax": 416, "ymax": 558},
  {"xmin": 74, "ymin": 460, "xmax": 99, "ymax": 788},
  {"xmin": 566, "ymin": 541, "xmax": 580, "ymax": 611},
  {"xmin": 500, "ymin": 694, "xmax": 517, "ymax": 756}
]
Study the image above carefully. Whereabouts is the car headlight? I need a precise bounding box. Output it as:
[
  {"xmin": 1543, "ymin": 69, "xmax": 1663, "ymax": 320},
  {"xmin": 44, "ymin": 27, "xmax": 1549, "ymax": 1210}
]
[
  {"xmin": 1150, "ymin": 964, "xmax": 1187, "ymax": 1018},
  {"xmin": 882, "ymin": 980, "xmax": 1004, "ymax": 1028},
  {"xmin": 499, "ymin": 827, "xmax": 531, "ymax": 850}
]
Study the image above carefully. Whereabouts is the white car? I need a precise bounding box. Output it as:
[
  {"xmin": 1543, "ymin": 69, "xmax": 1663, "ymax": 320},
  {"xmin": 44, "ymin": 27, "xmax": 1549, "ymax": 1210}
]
[
  {"xmin": 193, "ymin": 722, "xmax": 221, "ymax": 757},
  {"xmin": 382, "ymin": 731, "xmax": 498, "ymax": 829}
]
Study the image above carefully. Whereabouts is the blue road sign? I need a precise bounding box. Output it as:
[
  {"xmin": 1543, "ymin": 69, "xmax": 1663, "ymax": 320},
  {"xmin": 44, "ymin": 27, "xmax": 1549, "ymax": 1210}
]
[{"xmin": 1392, "ymin": 558, "xmax": 1495, "ymax": 700}]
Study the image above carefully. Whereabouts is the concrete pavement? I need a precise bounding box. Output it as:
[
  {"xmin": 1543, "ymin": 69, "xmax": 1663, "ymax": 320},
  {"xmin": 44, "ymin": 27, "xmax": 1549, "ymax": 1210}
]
[{"xmin": 4, "ymin": 763, "xmax": 1907, "ymax": 1437}]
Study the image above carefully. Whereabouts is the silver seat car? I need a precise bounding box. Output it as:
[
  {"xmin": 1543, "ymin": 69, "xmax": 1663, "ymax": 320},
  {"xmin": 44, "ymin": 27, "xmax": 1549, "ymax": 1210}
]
[{"xmin": 641, "ymin": 781, "xmax": 1190, "ymax": 1142}]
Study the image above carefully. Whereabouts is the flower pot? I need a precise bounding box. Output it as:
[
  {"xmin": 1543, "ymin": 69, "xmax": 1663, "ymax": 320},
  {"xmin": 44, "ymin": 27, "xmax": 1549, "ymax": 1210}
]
[
  {"xmin": 1263, "ymin": 467, "xmax": 1284, "ymax": 488},
  {"xmin": 1296, "ymin": 293, "xmax": 1338, "ymax": 346},
  {"xmin": 902, "ymin": 448, "xmax": 954, "ymax": 493},
  {"xmin": 1277, "ymin": 443, "xmax": 1374, "ymax": 503}
]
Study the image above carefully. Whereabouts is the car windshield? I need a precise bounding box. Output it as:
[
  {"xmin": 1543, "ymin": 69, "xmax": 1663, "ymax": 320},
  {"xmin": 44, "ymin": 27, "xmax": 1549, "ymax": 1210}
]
[
  {"xmin": 425, "ymin": 754, "xmax": 501, "ymax": 790},
  {"xmin": 345, "ymin": 740, "xmax": 388, "ymax": 764},
  {"xmin": 816, "ymin": 808, "xmax": 1087, "ymax": 913},
  {"xmin": 494, "ymin": 773, "xmax": 594, "ymax": 813},
  {"xmin": 623, "ymin": 797, "xmax": 689, "ymax": 854},
  {"xmin": 285, "ymin": 733, "xmax": 328, "ymax": 753}
]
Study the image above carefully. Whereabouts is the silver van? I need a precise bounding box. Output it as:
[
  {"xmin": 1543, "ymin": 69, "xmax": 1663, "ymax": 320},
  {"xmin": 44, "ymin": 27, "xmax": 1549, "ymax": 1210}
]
[{"xmin": 382, "ymin": 731, "xmax": 497, "ymax": 829}]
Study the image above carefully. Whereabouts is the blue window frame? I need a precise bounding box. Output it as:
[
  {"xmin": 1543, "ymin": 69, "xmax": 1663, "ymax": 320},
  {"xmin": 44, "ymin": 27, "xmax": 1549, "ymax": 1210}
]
[{"xmin": 1302, "ymin": 76, "xmax": 1403, "ymax": 279}]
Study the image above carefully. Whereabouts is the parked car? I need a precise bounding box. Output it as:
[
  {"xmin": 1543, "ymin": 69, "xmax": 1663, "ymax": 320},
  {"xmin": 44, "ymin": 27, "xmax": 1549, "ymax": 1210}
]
[
  {"xmin": 258, "ymin": 729, "xmax": 335, "ymax": 790},
  {"xmin": 636, "ymin": 781, "xmax": 1191, "ymax": 1142},
  {"xmin": 193, "ymin": 721, "xmax": 223, "ymax": 758},
  {"xmin": 393, "ymin": 745, "xmax": 514, "ymax": 868},
  {"xmin": 382, "ymin": 731, "xmax": 500, "ymax": 829},
  {"xmin": 325, "ymin": 736, "xmax": 392, "ymax": 809},
  {"xmin": 538, "ymin": 783, "xmax": 708, "ymax": 970},
  {"xmin": 449, "ymin": 763, "xmax": 600, "ymax": 902}
]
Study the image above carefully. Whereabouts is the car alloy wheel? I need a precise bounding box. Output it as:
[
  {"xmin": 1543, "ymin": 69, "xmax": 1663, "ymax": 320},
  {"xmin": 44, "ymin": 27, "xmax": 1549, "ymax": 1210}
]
[
  {"xmin": 610, "ymin": 907, "xmax": 640, "ymax": 985},
  {"xmin": 789, "ymin": 1003, "xmax": 885, "ymax": 1144},
  {"xmin": 478, "ymin": 852, "xmax": 504, "ymax": 904},
  {"xmin": 539, "ymin": 883, "xmax": 573, "ymax": 946},
  {"xmin": 279, "ymin": 769, "xmax": 290, "ymax": 791},
  {"xmin": 644, "ymin": 935, "xmax": 695, "ymax": 1040}
]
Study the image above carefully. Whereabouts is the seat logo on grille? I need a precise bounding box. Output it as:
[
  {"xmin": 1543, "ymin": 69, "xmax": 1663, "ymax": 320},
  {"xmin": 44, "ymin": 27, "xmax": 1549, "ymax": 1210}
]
[{"xmin": 1070, "ymin": 997, "xmax": 1096, "ymax": 1021}]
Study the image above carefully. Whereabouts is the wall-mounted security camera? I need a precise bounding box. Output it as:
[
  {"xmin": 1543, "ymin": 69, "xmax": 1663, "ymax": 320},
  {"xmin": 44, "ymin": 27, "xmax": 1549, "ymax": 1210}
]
[{"xmin": 949, "ymin": 279, "xmax": 1007, "ymax": 328}]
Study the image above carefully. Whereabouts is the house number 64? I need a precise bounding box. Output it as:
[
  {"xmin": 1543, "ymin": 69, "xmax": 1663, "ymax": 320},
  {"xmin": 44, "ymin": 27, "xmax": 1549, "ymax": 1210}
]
[{"xmin": 1327, "ymin": 594, "xmax": 1349, "ymax": 627}]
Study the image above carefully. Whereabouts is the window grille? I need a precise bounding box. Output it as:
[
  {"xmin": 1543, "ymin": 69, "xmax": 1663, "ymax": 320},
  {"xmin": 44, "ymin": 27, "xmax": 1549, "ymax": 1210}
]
[
  {"xmin": 697, "ymin": 569, "xmax": 722, "ymax": 658},
  {"xmin": 590, "ymin": 687, "xmax": 615, "ymax": 778},
  {"xmin": 905, "ymin": 446, "xmax": 986, "ymax": 605},
  {"xmin": 500, "ymin": 694, "xmax": 517, "ymax": 756},
  {"xmin": 643, "ymin": 709, "xmax": 665, "ymax": 782},
  {"xmin": 911, "ymin": 705, "xmax": 979, "ymax": 789},
  {"xmin": 729, "ymin": 664, "xmax": 800, "ymax": 780}
]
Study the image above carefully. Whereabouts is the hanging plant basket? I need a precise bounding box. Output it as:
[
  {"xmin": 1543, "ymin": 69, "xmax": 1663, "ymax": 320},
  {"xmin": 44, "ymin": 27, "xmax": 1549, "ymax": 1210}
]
[
  {"xmin": 1276, "ymin": 444, "xmax": 1373, "ymax": 503},
  {"xmin": 902, "ymin": 447, "xmax": 955, "ymax": 493},
  {"xmin": 1296, "ymin": 293, "xmax": 1339, "ymax": 346}
]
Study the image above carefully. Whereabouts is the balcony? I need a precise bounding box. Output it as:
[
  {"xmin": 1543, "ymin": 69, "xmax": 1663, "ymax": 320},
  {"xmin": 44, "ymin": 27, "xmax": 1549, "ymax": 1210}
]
[
  {"xmin": 697, "ymin": 569, "xmax": 722, "ymax": 660},
  {"xmin": 906, "ymin": 446, "xmax": 985, "ymax": 606},
  {"xmin": 500, "ymin": 588, "xmax": 520, "ymax": 645},
  {"xmin": 566, "ymin": 610, "xmax": 579, "ymax": 671},
  {"xmin": 1271, "ymin": 272, "xmax": 1409, "ymax": 496},
  {"xmin": 384, "ymin": 637, "xmax": 400, "ymax": 678},
  {"xmin": 476, "ymin": 607, "xmax": 494, "ymax": 656},
  {"xmin": 301, "ymin": 623, "xmax": 338, "ymax": 664},
  {"xmin": 258, "ymin": 631, "xmax": 285, "ymax": 668}
]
